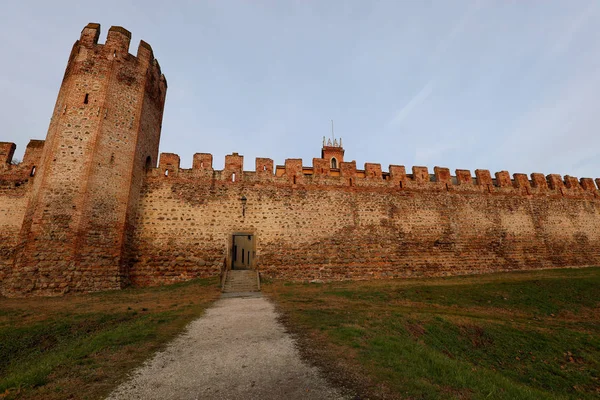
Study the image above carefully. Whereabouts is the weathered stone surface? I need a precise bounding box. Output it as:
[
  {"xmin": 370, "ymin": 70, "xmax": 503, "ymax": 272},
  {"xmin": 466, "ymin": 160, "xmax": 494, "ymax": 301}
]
[{"xmin": 127, "ymin": 168, "xmax": 600, "ymax": 285}]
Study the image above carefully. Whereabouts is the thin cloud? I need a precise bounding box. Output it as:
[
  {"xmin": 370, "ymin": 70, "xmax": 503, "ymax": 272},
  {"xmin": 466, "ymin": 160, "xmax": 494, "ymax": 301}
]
[
  {"xmin": 387, "ymin": 0, "xmax": 482, "ymax": 130},
  {"xmin": 388, "ymin": 80, "xmax": 434, "ymax": 127},
  {"xmin": 550, "ymin": 0, "xmax": 597, "ymax": 58},
  {"xmin": 428, "ymin": 0, "xmax": 485, "ymax": 66}
]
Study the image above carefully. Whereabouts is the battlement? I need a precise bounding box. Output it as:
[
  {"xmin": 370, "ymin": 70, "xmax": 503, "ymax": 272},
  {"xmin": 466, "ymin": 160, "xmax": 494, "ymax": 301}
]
[
  {"xmin": 0, "ymin": 142, "xmax": 16, "ymax": 165},
  {"xmin": 151, "ymin": 151, "xmax": 600, "ymax": 198},
  {"xmin": 0, "ymin": 140, "xmax": 45, "ymax": 181},
  {"xmin": 71, "ymin": 23, "xmax": 167, "ymax": 91}
]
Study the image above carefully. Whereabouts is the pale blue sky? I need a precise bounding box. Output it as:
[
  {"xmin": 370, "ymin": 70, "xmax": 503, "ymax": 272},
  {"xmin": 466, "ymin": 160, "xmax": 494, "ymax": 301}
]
[{"xmin": 1, "ymin": 1, "xmax": 600, "ymax": 178}]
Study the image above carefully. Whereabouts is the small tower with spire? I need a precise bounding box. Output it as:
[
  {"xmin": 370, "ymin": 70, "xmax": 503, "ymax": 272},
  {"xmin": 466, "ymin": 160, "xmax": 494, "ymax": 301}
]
[{"xmin": 321, "ymin": 121, "xmax": 344, "ymax": 169}]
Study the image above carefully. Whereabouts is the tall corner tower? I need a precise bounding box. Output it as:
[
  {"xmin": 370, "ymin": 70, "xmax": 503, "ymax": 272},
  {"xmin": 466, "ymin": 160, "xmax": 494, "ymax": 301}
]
[{"xmin": 9, "ymin": 23, "xmax": 167, "ymax": 295}]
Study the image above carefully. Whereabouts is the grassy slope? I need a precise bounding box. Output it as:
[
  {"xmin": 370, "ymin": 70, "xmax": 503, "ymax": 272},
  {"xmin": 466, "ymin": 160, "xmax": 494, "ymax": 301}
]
[
  {"xmin": 264, "ymin": 268, "xmax": 600, "ymax": 399},
  {"xmin": 0, "ymin": 278, "xmax": 220, "ymax": 400}
]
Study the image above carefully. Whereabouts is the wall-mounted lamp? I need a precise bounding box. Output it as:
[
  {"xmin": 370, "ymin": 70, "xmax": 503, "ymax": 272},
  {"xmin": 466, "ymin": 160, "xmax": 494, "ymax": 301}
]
[{"xmin": 241, "ymin": 195, "xmax": 247, "ymax": 217}]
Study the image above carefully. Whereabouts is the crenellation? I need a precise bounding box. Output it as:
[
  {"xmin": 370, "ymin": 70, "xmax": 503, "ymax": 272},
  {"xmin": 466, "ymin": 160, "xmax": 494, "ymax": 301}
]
[
  {"xmin": 284, "ymin": 159, "xmax": 303, "ymax": 184},
  {"xmin": 193, "ymin": 153, "xmax": 213, "ymax": 171},
  {"xmin": 0, "ymin": 142, "xmax": 16, "ymax": 166},
  {"xmin": 455, "ymin": 169, "xmax": 472, "ymax": 185},
  {"xmin": 580, "ymin": 178, "xmax": 597, "ymax": 192},
  {"xmin": 256, "ymin": 157, "xmax": 274, "ymax": 176},
  {"xmin": 137, "ymin": 40, "xmax": 154, "ymax": 64},
  {"xmin": 564, "ymin": 175, "xmax": 581, "ymax": 191},
  {"xmin": 530, "ymin": 173, "xmax": 548, "ymax": 191},
  {"xmin": 224, "ymin": 153, "xmax": 243, "ymax": 182},
  {"xmin": 434, "ymin": 167, "xmax": 451, "ymax": 184},
  {"xmin": 547, "ymin": 174, "xmax": 565, "ymax": 191},
  {"xmin": 143, "ymin": 156, "xmax": 600, "ymax": 196},
  {"xmin": 312, "ymin": 158, "xmax": 329, "ymax": 177},
  {"xmin": 389, "ymin": 165, "xmax": 407, "ymax": 186},
  {"xmin": 364, "ymin": 163, "xmax": 382, "ymax": 180},
  {"xmin": 340, "ymin": 160, "xmax": 356, "ymax": 178},
  {"xmin": 475, "ymin": 169, "xmax": 493, "ymax": 187},
  {"xmin": 105, "ymin": 26, "xmax": 132, "ymax": 56},
  {"xmin": 513, "ymin": 173, "xmax": 531, "ymax": 190},
  {"xmin": 495, "ymin": 171, "xmax": 511, "ymax": 187},
  {"xmin": 80, "ymin": 23, "xmax": 101, "ymax": 47},
  {"xmin": 412, "ymin": 166, "xmax": 429, "ymax": 183},
  {"xmin": 13, "ymin": 140, "xmax": 600, "ymax": 197},
  {"xmin": 159, "ymin": 71, "xmax": 167, "ymax": 90},
  {"xmin": 22, "ymin": 140, "xmax": 45, "ymax": 167},
  {"xmin": 159, "ymin": 153, "xmax": 180, "ymax": 176}
]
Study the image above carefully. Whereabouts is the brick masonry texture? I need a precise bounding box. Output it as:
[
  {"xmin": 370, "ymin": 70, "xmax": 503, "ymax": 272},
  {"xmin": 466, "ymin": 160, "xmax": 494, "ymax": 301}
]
[
  {"xmin": 1, "ymin": 24, "xmax": 600, "ymax": 296},
  {"xmin": 0, "ymin": 23, "xmax": 166, "ymax": 296},
  {"xmin": 127, "ymin": 161, "xmax": 600, "ymax": 285}
]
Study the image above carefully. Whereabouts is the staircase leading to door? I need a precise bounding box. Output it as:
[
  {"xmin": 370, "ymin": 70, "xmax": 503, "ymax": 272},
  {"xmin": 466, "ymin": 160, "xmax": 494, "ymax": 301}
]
[{"xmin": 222, "ymin": 270, "xmax": 260, "ymax": 293}]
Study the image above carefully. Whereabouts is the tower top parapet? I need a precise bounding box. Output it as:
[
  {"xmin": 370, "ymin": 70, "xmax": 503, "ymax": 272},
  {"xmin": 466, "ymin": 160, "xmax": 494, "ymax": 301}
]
[
  {"xmin": 322, "ymin": 136, "xmax": 343, "ymax": 148},
  {"xmin": 73, "ymin": 22, "xmax": 167, "ymax": 90}
]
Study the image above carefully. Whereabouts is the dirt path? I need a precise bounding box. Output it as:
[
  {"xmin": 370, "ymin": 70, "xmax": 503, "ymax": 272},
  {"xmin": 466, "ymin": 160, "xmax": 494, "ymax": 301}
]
[{"xmin": 107, "ymin": 294, "xmax": 349, "ymax": 400}]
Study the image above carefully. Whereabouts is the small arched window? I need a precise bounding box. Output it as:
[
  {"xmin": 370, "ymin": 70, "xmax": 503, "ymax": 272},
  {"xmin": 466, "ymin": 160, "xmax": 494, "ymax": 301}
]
[
  {"xmin": 232, "ymin": 172, "xmax": 236, "ymax": 182},
  {"xmin": 84, "ymin": 94, "xmax": 89, "ymax": 104},
  {"xmin": 165, "ymin": 169, "xmax": 169, "ymax": 176},
  {"xmin": 331, "ymin": 157, "xmax": 337, "ymax": 169},
  {"xmin": 145, "ymin": 156, "xmax": 152, "ymax": 171},
  {"xmin": 30, "ymin": 166, "xmax": 36, "ymax": 177}
]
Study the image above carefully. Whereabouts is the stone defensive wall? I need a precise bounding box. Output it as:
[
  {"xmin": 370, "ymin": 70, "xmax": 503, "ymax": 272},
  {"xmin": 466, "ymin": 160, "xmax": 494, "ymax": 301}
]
[
  {"xmin": 125, "ymin": 150, "xmax": 600, "ymax": 285},
  {"xmin": 0, "ymin": 140, "xmax": 45, "ymax": 285},
  {"xmin": 2, "ymin": 21, "xmax": 599, "ymax": 296}
]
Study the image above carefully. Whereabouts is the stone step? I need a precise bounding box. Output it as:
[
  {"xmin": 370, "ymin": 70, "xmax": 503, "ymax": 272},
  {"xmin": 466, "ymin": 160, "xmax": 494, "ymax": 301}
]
[
  {"xmin": 222, "ymin": 270, "xmax": 260, "ymax": 293},
  {"xmin": 224, "ymin": 283, "xmax": 259, "ymax": 288},
  {"xmin": 225, "ymin": 282, "xmax": 258, "ymax": 286}
]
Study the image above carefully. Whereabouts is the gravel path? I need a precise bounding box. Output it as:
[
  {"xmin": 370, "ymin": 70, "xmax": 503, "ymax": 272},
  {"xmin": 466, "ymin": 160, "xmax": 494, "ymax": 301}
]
[{"xmin": 107, "ymin": 294, "xmax": 349, "ymax": 400}]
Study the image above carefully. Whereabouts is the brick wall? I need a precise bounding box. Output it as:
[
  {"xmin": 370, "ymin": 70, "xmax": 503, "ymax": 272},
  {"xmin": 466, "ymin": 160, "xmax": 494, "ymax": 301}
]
[
  {"xmin": 127, "ymin": 159, "xmax": 600, "ymax": 285},
  {"xmin": 0, "ymin": 140, "xmax": 45, "ymax": 283}
]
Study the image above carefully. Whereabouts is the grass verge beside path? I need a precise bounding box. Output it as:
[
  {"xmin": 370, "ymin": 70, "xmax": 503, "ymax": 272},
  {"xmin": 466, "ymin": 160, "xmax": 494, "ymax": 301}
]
[
  {"xmin": 264, "ymin": 267, "xmax": 600, "ymax": 399},
  {"xmin": 0, "ymin": 277, "xmax": 220, "ymax": 400}
]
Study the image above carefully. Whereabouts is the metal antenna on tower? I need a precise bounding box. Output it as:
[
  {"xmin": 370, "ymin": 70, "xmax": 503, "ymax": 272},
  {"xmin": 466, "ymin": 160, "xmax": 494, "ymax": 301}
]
[{"xmin": 331, "ymin": 119, "xmax": 334, "ymax": 141}]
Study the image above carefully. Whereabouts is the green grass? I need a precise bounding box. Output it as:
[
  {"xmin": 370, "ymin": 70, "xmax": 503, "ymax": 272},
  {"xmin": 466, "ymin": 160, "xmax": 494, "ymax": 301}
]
[
  {"xmin": 265, "ymin": 267, "xmax": 600, "ymax": 399},
  {"xmin": 0, "ymin": 277, "xmax": 220, "ymax": 399}
]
